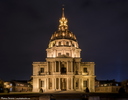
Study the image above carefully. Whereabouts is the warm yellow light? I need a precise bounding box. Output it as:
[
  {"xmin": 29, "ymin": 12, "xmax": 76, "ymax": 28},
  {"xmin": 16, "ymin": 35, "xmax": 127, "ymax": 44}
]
[
  {"xmin": 70, "ymin": 34, "xmax": 72, "ymax": 37},
  {"xmin": 62, "ymin": 33, "xmax": 65, "ymax": 36}
]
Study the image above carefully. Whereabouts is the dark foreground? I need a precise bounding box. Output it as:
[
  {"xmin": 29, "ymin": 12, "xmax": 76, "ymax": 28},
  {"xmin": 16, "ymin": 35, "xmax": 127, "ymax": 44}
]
[{"xmin": 0, "ymin": 92, "xmax": 128, "ymax": 100}]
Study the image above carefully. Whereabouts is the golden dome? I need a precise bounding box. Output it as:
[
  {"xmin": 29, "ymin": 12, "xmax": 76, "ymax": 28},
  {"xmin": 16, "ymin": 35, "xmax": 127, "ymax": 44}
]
[
  {"xmin": 50, "ymin": 30, "xmax": 77, "ymax": 41},
  {"xmin": 50, "ymin": 8, "xmax": 77, "ymax": 42}
]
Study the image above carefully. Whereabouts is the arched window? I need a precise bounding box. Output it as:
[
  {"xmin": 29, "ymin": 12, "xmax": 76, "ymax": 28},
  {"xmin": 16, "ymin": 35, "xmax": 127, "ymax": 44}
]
[
  {"xmin": 66, "ymin": 41, "xmax": 69, "ymax": 45},
  {"xmin": 59, "ymin": 42, "xmax": 61, "ymax": 45}
]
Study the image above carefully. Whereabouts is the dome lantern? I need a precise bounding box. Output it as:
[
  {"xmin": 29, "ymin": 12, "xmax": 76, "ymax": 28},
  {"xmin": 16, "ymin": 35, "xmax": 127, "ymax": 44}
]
[{"xmin": 50, "ymin": 8, "xmax": 77, "ymax": 42}]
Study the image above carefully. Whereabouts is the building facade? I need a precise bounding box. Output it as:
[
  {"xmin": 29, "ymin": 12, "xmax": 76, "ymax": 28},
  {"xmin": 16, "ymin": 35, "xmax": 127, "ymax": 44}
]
[
  {"xmin": 4, "ymin": 80, "xmax": 32, "ymax": 92},
  {"xmin": 95, "ymin": 79, "xmax": 121, "ymax": 93},
  {"xmin": 32, "ymin": 8, "xmax": 96, "ymax": 92}
]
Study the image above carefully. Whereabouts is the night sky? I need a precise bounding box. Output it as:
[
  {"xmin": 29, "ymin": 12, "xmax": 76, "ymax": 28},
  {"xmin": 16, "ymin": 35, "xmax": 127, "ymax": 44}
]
[{"xmin": 0, "ymin": 0, "xmax": 128, "ymax": 82}]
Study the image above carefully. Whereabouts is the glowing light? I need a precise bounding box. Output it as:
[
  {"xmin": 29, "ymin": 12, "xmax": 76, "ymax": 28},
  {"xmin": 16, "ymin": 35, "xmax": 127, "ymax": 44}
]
[
  {"xmin": 62, "ymin": 33, "xmax": 65, "ymax": 36},
  {"xmin": 70, "ymin": 34, "xmax": 72, "ymax": 37}
]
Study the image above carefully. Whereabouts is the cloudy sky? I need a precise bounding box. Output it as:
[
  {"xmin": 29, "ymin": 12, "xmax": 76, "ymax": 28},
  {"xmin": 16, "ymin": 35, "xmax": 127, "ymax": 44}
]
[{"xmin": 0, "ymin": 0, "xmax": 128, "ymax": 82}]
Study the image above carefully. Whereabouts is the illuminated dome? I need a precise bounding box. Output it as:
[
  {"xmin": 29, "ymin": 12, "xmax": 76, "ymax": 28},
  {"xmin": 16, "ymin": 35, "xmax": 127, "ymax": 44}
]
[
  {"xmin": 47, "ymin": 8, "xmax": 81, "ymax": 58},
  {"xmin": 50, "ymin": 31, "xmax": 77, "ymax": 42},
  {"xmin": 50, "ymin": 8, "xmax": 77, "ymax": 42}
]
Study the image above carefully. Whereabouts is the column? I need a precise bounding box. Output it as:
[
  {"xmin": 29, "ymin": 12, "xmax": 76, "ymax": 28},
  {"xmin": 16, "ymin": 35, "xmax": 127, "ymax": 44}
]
[
  {"xmin": 79, "ymin": 78, "xmax": 81, "ymax": 90},
  {"xmin": 74, "ymin": 78, "xmax": 76, "ymax": 90},
  {"xmin": 52, "ymin": 78, "xmax": 54, "ymax": 90},
  {"xmin": 44, "ymin": 78, "xmax": 46, "ymax": 91},
  {"xmin": 37, "ymin": 78, "xmax": 39, "ymax": 92},
  {"xmin": 54, "ymin": 50, "xmax": 56, "ymax": 57},
  {"xmin": 82, "ymin": 78, "xmax": 83, "ymax": 90},
  {"xmin": 59, "ymin": 61, "xmax": 60, "ymax": 72},
  {"xmin": 59, "ymin": 78, "xmax": 60, "ymax": 90},
  {"xmin": 87, "ymin": 78, "xmax": 91, "ymax": 92},
  {"xmin": 55, "ymin": 78, "xmax": 56, "ymax": 90},
  {"xmin": 47, "ymin": 62, "xmax": 49, "ymax": 74},
  {"xmin": 71, "ymin": 61, "xmax": 73, "ymax": 72},
  {"xmin": 46, "ymin": 78, "xmax": 48, "ymax": 90},
  {"xmin": 55, "ymin": 61, "xmax": 56, "ymax": 72},
  {"xmin": 79, "ymin": 62, "xmax": 81, "ymax": 74},
  {"xmin": 52, "ymin": 62, "xmax": 54, "ymax": 72},
  {"xmin": 47, "ymin": 78, "xmax": 49, "ymax": 90},
  {"xmin": 92, "ymin": 78, "xmax": 95, "ymax": 92},
  {"xmin": 71, "ymin": 78, "xmax": 73, "ymax": 90},
  {"xmin": 67, "ymin": 61, "xmax": 68, "ymax": 73},
  {"xmin": 67, "ymin": 78, "xmax": 69, "ymax": 90}
]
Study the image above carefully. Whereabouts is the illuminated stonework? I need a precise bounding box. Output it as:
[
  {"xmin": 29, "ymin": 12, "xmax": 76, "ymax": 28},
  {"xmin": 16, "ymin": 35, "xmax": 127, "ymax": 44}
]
[{"xmin": 32, "ymin": 8, "xmax": 96, "ymax": 92}]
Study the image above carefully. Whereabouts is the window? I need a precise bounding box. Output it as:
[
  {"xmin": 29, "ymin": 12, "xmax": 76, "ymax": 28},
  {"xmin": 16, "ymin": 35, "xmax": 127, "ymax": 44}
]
[
  {"xmin": 40, "ymin": 81, "xmax": 44, "ymax": 87},
  {"xmin": 40, "ymin": 68, "xmax": 44, "ymax": 73},
  {"xmin": 76, "ymin": 82, "xmax": 78, "ymax": 87},
  {"xmin": 104, "ymin": 84, "xmax": 107, "ymax": 86},
  {"xmin": 59, "ymin": 42, "xmax": 61, "ymax": 45},
  {"xmin": 58, "ymin": 53, "xmax": 61, "ymax": 56},
  {"xmin": 66, "ymin": 53, "xmax": 69, "ymax": 56},
  {"xmin": 83, "ymin": 68, "xmax": 87, "ymax": 73},
  {"xmin": 83, "ymin": 81, "xmax": 87, "ymax": 87},
  {"xmin": 66, "ymin": 42, "xmax": 69, "ymax": 45},
  {"xmin": 53, "ymin": 43, "xmax": 55, "ymax": 46},
  {"xmin": 56, "ymin": 61, "xmax": 59, "ymax": 72},
  {"xmin": 72, "ymin": 43, "xmax": 74, "ymax": 47}
]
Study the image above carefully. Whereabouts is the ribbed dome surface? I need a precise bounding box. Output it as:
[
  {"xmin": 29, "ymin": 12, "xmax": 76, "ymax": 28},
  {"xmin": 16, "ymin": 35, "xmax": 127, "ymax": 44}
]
[{"xmin": 50, "ymin": 30, "xmax": 77, "ymax": 42}]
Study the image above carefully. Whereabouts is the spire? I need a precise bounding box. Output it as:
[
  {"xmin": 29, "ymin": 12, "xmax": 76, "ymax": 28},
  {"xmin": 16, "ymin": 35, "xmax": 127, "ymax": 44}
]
[
  {"xmin": 59, "ymin": 7, "xmax": 68, "ymax": 30},
  {"xmin": 62, "ymin": 8, "xmax": 65, "ymax": 17}
]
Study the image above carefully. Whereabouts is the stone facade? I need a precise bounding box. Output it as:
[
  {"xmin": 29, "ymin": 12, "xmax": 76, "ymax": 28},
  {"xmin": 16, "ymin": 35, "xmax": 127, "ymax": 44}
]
[{"xmin": 32, "ymin": 8, "xmax": 96, "ymax": 92}]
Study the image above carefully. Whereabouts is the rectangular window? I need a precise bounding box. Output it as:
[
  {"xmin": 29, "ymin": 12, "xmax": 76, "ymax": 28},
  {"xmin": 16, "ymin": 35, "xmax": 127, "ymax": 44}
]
[
  {"xmin": 58, "ymin": 53, "xmax": 61, "ymax": 56},
  {"xmin": 83, "ymin": 68, "xmax": 87, "ymax": 73},
  {"xmin": 56, "ymin": 61, "xmax": 59, "ymax": 72},
  {"xmin": 41, "ymin": 81, "xmax": 44, "ymax": 87},
  {"xmin": 83, "ymin": 80, "xmax": 87, "ymax": 87},
  {"xmin": 40, "ymin": 68, "xmax": 44, "ymax": 73},
  {"xmin": 66, "ymin": 53, "xmax": 69, "ymax": 56}
]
